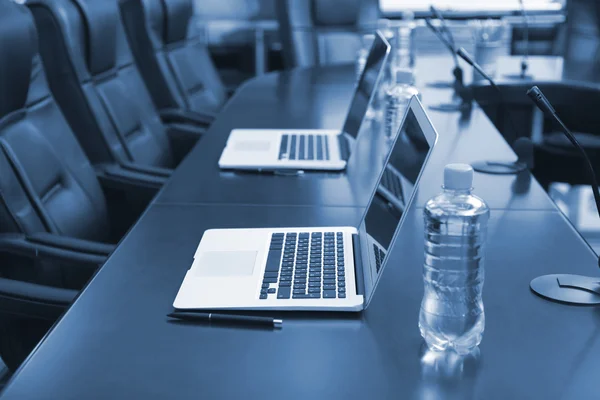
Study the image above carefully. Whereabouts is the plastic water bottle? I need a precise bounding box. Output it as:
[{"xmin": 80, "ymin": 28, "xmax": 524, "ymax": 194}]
[
  {"xmin": 420, "ymin": 164, "xmax": 490, "ymax": 354},
  {"xmin": 384, "ymin": 69, "xmax": 419, "ymax": 138},
  {"xmin": 392, "ymin": 11, "xmax": 417, "ymax": 75}
]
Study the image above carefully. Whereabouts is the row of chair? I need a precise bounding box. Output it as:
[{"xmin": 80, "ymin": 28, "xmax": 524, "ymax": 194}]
[{"xmin": 0, "ymin": 0, "xmax": 228, "ymax": 370}]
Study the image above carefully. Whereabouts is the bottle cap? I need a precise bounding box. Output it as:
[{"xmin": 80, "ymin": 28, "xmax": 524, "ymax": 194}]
[{"xmin": 444, "ymin": 163, "xmax": 473, "ymax": 190}]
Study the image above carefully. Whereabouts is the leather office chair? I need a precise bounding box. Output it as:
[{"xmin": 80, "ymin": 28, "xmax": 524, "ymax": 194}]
[
  {"xmin": 27, "ymin": 0, "xmax": 207, "ymax": 175},
  {"xmin": 119, "ymin": 0, "xmax": 228, "ymax": 116},
  {"xmin": 275, "ymin": 0, "xmax": 379, "ymax": 68},
  {"xmin": 0, "ymin": 0, "xmax": 152, "ymax": 371}
]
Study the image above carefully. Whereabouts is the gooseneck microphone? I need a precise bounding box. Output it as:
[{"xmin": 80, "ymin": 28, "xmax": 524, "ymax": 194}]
[
  {"xmin": 505, "ymin": 0, "xmax": 532, "ymax": 80},
  {"xmin": 528, "ymin": 87, "xmax": 600, "ymax": 212},
  {"xmin": 425, "ymin": 7, "xmax": 472, "ymax": 112},
  {"xmin": 425, "ymin": 18, "xmax": 462, "ymax": 86},
  {"xmin": 456, "ymin": 47, "xmax": 529, "ymax": 174},
  {"xmin": 426, "ymin": 6, "xmax": 463, "ymax": 88},
  {"xmin": 527, "ymin": 86, "xmax": 600, "ymax": 305}
]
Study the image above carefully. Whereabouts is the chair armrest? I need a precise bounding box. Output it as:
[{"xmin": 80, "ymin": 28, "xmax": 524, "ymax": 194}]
[
  {"xmin": 120, "ymin": 162, "xmax": 172, "ymax": 178},
  {"xmin": 159, "ymin": 108, "xmax": 216, "ymax": 127},
  {"xmin": 0, "ymin": 278, "xmax": 76, "ymax": 320},
  {"xmin": 0, "ymin": 233, "xmax": 107, "ymax": 267},
  {"xmin": 96, "ymin": 163, "xmax": 168, "ymax": 191},
  {"xmin": 27, "ymin": 232, "xmax": 115, "ymax": 256},
  {"xmin": 166, "ymin": 123, "xmax": 204, "ymax": 163}
]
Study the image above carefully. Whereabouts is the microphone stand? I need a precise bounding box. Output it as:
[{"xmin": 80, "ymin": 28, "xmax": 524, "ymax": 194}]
[
  {"xmin": 505, "ymin": 0, "xmax": 534, "ymax": 80},
  {"xmin": 425, "ymin": 7, "xmax": 472, "ymax": 113},
  {"xmin": 527, "ymin": 86, "xmax": 600, "ymax": 305},
  {"xmin": 456, "ymin": 47, "xmax": 529, "ymax": 175}
]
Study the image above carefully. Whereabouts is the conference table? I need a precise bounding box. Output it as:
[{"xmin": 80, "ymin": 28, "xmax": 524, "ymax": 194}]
[{"xmin": 1, "ymin": 56, "xmax": 599, "ymax": 399}]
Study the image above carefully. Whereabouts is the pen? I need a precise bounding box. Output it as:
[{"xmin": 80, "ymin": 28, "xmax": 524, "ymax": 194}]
[{"xmin": 167, "ymin": 312, "xmax": 283, "ymax": 329}]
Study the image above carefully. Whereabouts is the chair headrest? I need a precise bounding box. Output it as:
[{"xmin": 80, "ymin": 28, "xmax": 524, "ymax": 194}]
[
  {"xmin": 162, "ymin": 0, "xmax": 193, "ymax": 44},
  {"xmin": 0, "ymin": 1, "xmax": 37, "ymax": 117},
  {"xmin": 72, "ymin": 0, "xmax": 119, "ymax": 75}
]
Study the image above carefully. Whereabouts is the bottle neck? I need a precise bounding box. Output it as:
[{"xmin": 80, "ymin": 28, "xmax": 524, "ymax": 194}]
[{"xmin": 442, "ymin": 187, "xmax": 472, "ymax": 195}]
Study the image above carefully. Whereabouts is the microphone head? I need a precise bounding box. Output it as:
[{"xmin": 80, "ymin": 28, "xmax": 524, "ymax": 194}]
[
  {"xmin": 526, "ymin": 86, "xmax": 542, "ymax": 101},
  {"xmin": 527, "ymin": 86, "xmax": 555, "ymax": 115}
]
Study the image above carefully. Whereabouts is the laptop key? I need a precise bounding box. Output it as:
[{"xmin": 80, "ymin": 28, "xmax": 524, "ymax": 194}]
[
  {"xmin": 293, "ymin": 293, "xmax": 320, "ymax": 299},
  {"xmin": 307, "ymin": 135, "xmax": 314, "ymax": 160},
  {"xmin": 308, "ymin": 288, "xmax": 320, "ymax": 293},
  {"xmin": 279, "ymin": 282, "xmax": 291, "ymax": 287},
  {"xmin": 268, "ymin": 288, "xmax": 276, "ymax": 294},
  {"xmin": 299, "ymin": 135, "xmax": 306, "ymax": 160},
  {"xmin": 338, "ymin": 293, "xmax": 346, "ymax": 298},
  {"xmin": 323, "ymin": 290, "xmax": 336, "ymax": 298},
  {"xmin": 265, "ymin": 250, "xmax": 282, "ymax": 272},
  {"xmin": 264, "ymin": 272, "xmax": 279, "ymax": 279},
  {"xmin": 277, "ymin": 286, "xmax": 291, "ymax": 299},
  {"xmin": 279, "ymin": 135, "xmax": 289, "ymax": 160},
  {"xmin": 260, "ymin": 294, "xmax": 268, "ymax": 299},
  {"xmin": 289, "ymin": 135, "xmax": 297, "ymax": 160},
  {"xmin": 316, "ymin": 135, "xmax": 324, "ymax": 160},
  {"xmin": 324, "ymin": 136, "xmax": 330, "ymax": 160},
  {"xmin": 263, "ymin": 278, "xmax": 277, "ymax": 284}
]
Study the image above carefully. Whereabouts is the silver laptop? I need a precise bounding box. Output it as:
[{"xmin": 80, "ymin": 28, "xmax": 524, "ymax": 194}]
[
  {"xmin": 174, "ymin": 97, "xmax": 438, "ymax": 311},
  {"xmin": 218, "ymin": 31, "xmax": 391, "ymax": 172}
]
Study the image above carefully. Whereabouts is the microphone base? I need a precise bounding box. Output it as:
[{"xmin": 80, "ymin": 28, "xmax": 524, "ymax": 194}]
[
  {"xmin": 530, "ymin": 274, "xmax": 600, "ymax": 305},
  {"xmin": 503, "ymin": 73, "xmax": 534, "ymax": 80},
  {"xmin": 471, "ymin": 160, "xmax": 527, "ymax": 175}
]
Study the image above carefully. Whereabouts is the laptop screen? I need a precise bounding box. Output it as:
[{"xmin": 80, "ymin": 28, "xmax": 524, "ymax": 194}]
[
  {"xmin": 363, "ymin": 103, "xmax": 433, "ymax": 258},
  {"xmin": 341, "ymin": 31, "xmax": 390, "ymax": 140}
]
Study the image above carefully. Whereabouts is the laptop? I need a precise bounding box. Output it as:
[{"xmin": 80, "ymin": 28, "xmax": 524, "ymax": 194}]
[
  {"xmin": 218, "ymin": 31, "xmax": 391, "ymax": 172},
  {"xmin": 174, "ymin": 97, "xmax": 438, "ymax": 311}
]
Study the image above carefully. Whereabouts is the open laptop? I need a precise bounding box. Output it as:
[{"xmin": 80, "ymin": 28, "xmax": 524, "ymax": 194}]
[
  {"xmin": 218, "ymin": 31, "xmax": 391, "ymax": 172},
  {"xmin": 175, "ymin": 97, "xmax": 437, "ymax": 311}
]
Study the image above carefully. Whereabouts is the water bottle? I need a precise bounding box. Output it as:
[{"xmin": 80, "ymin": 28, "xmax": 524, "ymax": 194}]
[
  {"xmin": 384, "ymin": 69, "xmax": 419, "ymax": 138},
  {"xmin": 392, "ymin": 11, "xmax": 417, "ymax": 75},
  {"xmin": 420, "ymin": 164, "xmax": 490, "ymax": 355}
]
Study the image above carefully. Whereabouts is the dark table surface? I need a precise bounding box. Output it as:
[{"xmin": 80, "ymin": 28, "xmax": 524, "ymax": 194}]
[
  {"xmin": 2, "ymin": 56, "xmax": 598, "ymax": 400},
  {"xmin": 156, "ymin": 57, "xmax": 557, "ymax": 210}
]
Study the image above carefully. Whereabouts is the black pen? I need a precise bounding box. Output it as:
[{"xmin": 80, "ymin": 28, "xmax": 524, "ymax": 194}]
[{"xmin": 167, "ymin": 312, "xmax": 283, "ymax": 329}]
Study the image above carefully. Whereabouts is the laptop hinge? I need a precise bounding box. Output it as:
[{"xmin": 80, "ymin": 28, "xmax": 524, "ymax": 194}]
[
  {"xmin": 352, "ymin": 233, "xmax": 365, "ymax": 296},
  {"xmin": 337, "ymin": 134, "xmax": 351, "ymax": 161}
]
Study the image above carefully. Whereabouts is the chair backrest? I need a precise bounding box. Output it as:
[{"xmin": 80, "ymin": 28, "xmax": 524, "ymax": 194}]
[
  {"xmin": 564, "ymin": 0, "xmax": 600, "ymax": 63},
  {"xmin": 276, "ymin": 0, "xmax": 379, "ymax": 68},
  {"xmin": 28, "ymin": 0, "xmax": 176, "ymax": 169},
  {"xmin": 120, "ymin": 0, "xmax": 227, "ymax": 114},
  {"xmin": 0, "ymin": 0, "xmax": 110, "ymax": 243}
]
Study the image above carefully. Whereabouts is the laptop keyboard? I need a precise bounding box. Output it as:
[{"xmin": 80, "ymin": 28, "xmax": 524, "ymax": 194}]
[
  {"xmin": 373, "ymin": 243, "xmax": 385, "ymax": 273},
  {"xmin": 260, "ymin": 232, "xmax": 346, "ymax": 300},
  {"xmin": 278, "ymin": 134, "xmax": 330, "ymax": 161},
  {"xmin": 381, "ymin": 167, "xmax": 404, "ymax": 202}
]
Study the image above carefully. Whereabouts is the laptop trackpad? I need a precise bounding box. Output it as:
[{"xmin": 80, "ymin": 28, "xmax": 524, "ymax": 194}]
[
  {"xmin": 194, "ymin": 251, "xmax": 257, "ymax": 277},
  {"xmin": 234, "ymin": 140, "xmax": 271, "ymax": 152}
]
